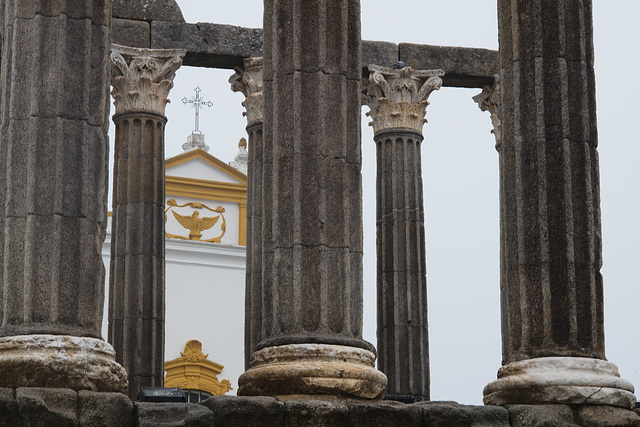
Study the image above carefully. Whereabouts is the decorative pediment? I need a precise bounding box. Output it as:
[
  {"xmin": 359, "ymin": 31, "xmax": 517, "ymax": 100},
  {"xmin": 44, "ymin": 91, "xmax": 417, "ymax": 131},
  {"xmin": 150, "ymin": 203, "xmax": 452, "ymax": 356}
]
[
  {"xmin": 164, "ymin": 340, "xmax": 232, "ymax": 396},
  {"xmin": 166, "ymin": 148, "xmax": 247, "ymax": 185}
]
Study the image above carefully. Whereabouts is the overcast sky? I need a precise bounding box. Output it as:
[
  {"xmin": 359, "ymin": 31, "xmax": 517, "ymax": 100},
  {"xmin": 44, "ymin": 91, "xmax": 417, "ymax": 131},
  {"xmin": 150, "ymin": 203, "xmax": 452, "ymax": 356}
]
[{"xmin": 119, "ymin": 1, "xmax": 640, "ymax": 404}]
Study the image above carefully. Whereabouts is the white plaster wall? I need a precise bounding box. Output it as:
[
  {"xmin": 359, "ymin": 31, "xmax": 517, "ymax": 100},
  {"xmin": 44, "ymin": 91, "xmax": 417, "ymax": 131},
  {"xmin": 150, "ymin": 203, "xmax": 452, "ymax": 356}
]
[{"xmin": 102, "ymin": 229, "xmax": 246, "ymax": 396}]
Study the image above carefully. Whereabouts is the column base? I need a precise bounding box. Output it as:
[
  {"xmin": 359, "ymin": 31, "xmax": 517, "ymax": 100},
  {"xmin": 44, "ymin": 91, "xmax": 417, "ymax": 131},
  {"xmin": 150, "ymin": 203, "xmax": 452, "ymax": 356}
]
[
  {"xmin": 483, "ymin": 356, "xmax": 635, "ymax": 408},
  {"xmin": 0, "ymin": 335, "xmax": 128, "ymax": 393},
  {"xmin": 237, "ymin": 343, "xmax": 387, "ymax": 399}
]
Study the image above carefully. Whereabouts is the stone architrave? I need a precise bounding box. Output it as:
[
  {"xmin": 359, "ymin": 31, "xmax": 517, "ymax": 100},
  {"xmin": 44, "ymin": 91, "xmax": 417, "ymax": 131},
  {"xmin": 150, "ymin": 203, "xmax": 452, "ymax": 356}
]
[
  {"xmin": 483, "ymin": 0, "xmax": 635, "ymax": 408},
  {"xmin": 0, "ymin": 1, "xmax": 127, "ymax": 391},
  {"xmin": 363, "ymin": 65, "xmax": 443, "ymax": 401},
  {"xmin": 473, "ymin": 76, "xmax": 502, "ymax": 151},
  {"xmin": 229, "ymin": 57, "xmax": 264, "ymax": 370},
  {"xmin": 109, "ymin": 44, "xmax": 185, "ymax": 399},
  {"xmin": 236, "ymin": 1, "xmax": 387, "ymax": 399}
]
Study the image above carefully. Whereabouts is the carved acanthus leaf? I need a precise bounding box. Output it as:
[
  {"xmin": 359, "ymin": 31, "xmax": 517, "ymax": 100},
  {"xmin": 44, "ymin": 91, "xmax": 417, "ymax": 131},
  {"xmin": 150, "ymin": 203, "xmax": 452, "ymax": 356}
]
[
  {"xmin": 111, "ymin": 44, "xmax": 186, "ymax": 115},
  {"xmin": 473, "ymin": 75, "xmax": 502, "ymax": 151},
  {"xmin": 363, "ymin": 64, "xmax": 444, "ymax": 134},
  {"xmin": 229, "ymin": 57, "xmax": 264, "ymax": 124}
]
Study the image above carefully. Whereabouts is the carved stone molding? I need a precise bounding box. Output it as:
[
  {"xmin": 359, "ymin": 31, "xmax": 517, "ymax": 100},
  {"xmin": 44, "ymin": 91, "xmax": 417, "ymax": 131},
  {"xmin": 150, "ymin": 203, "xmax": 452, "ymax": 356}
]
[
  {"xmin": 111, "ymin": 44, "xmax": 186, "ymax": 116},
  {"xmin": 473, "ymin": 76, "xmax": 502, "ymax": 151},
  {"xmin": 363, "ymin": 65, "xmax": 444, "ymax": 134},
  {"xmin": 229, "ymin": 138, "xmax": 248, "ymax": 174},
  {"xmin": 229, "ymin": 57, "xmax": 264, "ymax": 125}
]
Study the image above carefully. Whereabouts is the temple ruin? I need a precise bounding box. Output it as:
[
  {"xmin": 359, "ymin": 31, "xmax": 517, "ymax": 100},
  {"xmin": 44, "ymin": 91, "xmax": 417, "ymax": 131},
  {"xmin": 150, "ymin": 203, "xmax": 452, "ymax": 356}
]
[{"xmin": 0, "ymin": 0, "xmax": 638, "ymax": 425}]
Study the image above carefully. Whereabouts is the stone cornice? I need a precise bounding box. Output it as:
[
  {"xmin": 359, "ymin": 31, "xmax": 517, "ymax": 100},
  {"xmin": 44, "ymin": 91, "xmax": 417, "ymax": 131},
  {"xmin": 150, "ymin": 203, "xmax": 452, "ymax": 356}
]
[
  {"xmin": 363, "ymin": 65, "xmax": 444, "ymax": 134},
  {"xmin": 229, "ymin": 57, "xmax": 264, "ymax": 125},
  {"xmin": 111, "ymin": 44, "xmax": 186, "ymax": 116},
  {"xmin": 473, "ymin": 76, "xmax": 502, "ymax": 151}
]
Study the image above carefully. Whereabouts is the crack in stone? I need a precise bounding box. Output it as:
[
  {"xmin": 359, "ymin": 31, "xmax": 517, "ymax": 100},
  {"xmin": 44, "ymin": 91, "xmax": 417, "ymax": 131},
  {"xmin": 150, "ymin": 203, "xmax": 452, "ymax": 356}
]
[{"xmin": 585, "ymin": 386, "xmax": 604, "ymax": 403}]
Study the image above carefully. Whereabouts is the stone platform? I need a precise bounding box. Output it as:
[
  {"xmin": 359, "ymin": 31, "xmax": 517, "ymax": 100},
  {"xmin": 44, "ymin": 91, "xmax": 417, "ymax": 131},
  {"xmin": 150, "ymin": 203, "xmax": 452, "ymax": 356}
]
[{"xmin": 1, "ymin": 388, "xmax": 640, "ymax": 426}]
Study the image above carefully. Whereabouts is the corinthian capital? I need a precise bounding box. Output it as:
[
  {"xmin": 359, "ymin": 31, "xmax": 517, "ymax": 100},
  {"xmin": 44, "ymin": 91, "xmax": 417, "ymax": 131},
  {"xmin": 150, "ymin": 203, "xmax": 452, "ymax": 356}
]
[
  {"xmin": 111, "ymin": 44, "xmax": 186, "ymax": 116},
  {"xmin": 473, "ymin": 76, "xmax": 502, "ymax": 151},
  {"xmin": 363, "ymin": 64, "xmax": 444, "ymax": 134},
  {"xmin": 229, "ymin": 57, "xmax": 264, "ymax": 125}
]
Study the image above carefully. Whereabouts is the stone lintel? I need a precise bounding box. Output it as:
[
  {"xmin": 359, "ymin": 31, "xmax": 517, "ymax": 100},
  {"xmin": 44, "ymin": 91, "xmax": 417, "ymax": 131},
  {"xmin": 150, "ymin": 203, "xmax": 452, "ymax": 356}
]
[
  {"xmin": 113, "ymin": 18, "xmax": 151, "ymax": 49},
  {"xmin": 399, "ymin": 43, "xmax": 499, "ymax": 88},
  {"xmin": 148, "ymin": 21, "xmax": 497, "ymax": 88}
]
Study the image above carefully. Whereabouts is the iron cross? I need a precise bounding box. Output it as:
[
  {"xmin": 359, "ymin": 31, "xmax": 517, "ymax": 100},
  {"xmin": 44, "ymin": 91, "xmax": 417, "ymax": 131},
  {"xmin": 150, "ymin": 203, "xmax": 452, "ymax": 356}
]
[{"xmin": 182, "ymin": 87, "xmax": 213, "ymax": 134}]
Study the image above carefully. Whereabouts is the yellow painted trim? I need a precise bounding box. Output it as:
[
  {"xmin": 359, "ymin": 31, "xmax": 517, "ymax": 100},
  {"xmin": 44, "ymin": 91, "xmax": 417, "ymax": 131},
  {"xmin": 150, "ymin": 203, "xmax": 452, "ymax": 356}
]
[
  {"xmin": 164, "ymin": 340, "xmax": 232, "ymax": 396},
  {"xmin": 239, "ymin": 202, "xmax": 247, "ymax": 246},
  {"xmin": 165, "ymin": 148, "xmax": 247, "ymax": 184},
  {"xmin": 166, "ymin": 175, "xmax": 247, "ymax": 204}
]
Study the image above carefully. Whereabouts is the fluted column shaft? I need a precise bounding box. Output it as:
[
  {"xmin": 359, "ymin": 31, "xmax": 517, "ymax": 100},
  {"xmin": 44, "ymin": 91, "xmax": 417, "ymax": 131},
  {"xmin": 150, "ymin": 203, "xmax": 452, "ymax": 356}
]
[
  {"xmin": 364, "ymin": 65, "xmax": 442, "ymax": 401},
  {"xmin": 498, "ymin": 0, "xmax": 602, "ymax": 365},
  {"xmin": 230, "ymin": 57, "xmax": 264, "ymax": 370},
  {"xmin": 375, "ymin": 129, "xmax": 428, "ymax": 400},
  {"xmin": 0, "ymin": 0, "xmax": 127, "ymax": 392},
  {"xmin": 109, "ymin": 45, "xmax": 184, "ymax": 399},
  {"xmin": 238, "ymin": 0, "xmax": 387, "ymax": 399},
  {"xmin": 259, "ymin": 0, "xmax": 366, "ymax": 353},
  {"xmin": 483, "ymin": 0, "xmax": 635, "ymax": 407}
]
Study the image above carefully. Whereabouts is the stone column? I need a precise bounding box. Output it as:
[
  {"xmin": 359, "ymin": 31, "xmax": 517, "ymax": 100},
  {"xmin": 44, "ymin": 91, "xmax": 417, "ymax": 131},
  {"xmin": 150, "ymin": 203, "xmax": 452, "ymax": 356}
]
[
  {"xmin": 363, "ymin": 65, "xmax": 443, "ymax": 401},
  {"xmin": 229, "ymin": 57, "xmax": 264, "ymax": 370},
  {"xmin": 0, "ymin": 1, "xmax": 127, "ymax": 391},
  {"xmin": 483, "ymin": 0, "xmax": 635, "ymax": 407},
  {"xmin": 237, "ymin": 0, "xmax": 387, "ymax": 399},
  {"xmin": 109, "ymin": 44, "xmax": 185, "ymax": 399}
]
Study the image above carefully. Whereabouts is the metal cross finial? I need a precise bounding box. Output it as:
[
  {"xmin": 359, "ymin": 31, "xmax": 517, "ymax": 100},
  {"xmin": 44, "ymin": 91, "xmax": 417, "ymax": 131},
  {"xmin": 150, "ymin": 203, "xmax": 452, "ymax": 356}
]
[{"xmin": 182, "ymin": 87, "xmax": 213, "ymax": 134}]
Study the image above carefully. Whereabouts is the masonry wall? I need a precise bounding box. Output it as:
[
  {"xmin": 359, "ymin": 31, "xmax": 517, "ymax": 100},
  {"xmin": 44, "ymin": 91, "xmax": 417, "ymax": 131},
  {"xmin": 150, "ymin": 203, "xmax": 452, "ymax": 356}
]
[{"xmin": 2, "ymin": 389, "xmax": 640, "ymax": 426}]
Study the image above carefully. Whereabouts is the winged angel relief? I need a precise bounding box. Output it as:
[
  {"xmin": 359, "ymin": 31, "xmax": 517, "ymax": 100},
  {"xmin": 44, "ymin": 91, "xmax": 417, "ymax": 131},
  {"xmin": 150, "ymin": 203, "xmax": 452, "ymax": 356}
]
[{"xmin": 165, "ymin": 199, "xmax": 226, "ymax": 242}]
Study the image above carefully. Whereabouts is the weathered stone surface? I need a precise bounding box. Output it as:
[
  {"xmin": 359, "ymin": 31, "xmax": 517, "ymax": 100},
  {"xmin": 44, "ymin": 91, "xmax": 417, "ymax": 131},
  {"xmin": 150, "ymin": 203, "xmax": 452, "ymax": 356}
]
[
  {"xmin": 362, "ymin": 40, "xmax": 398, "ymax": 72},
  {"xmin": 150, "ymin": 21, "xmax": 493, "ymax": 88},
  {"xmin": 487, "ymin": 0, "xmax": 635, "ymax": 407},
  {"xmin": 282, "ymin": 399, "xmax": 350, "ymax": 427},
  {"xmin": 484, "ymin": 357, "xmax": 635, "ymax": 408},
  {"xmin": 201, "ymin": 395, "xmax": 284, "ymax": 426},
  {"xmin": 78, "ymin": 391, "xmax": 134, "ymax": 427},
  {"xmin": 15, "ymin": 388, "xmax": 77, "ymax": 426},
  {"xmin": 238, "ymin": 344, "xmax": 387, "ymax": 399},
  {"xmin": 238, "ymin": 0, "xmax": 387, "ymax": 398},
  {"xmin": 111, "ymin": 45, "xmax": 185, "ymax": 116},
  {"xmin": 113, "ymin": 0, "xmax": 185, "ymax": 22},
  {"xmin": 348, "ymin": 400, "xmax": 422, "ymax": 426},
  {"xmin": 574, "ymin": 405, "xmax": 640, "ymax": 427},
  {"xmin": 135, "ymin": 403, "xmax": 215, "ymax": 427},
  {"xmin": 473, "ymin": 79, "xmax": 502, "ymax": 151},
  {"xmin": 0, "ymin": 0, "xmax": 115, "ymax": 355},
  {"xmin": 420, "ymin": 402, "xmax": 510, "ymax": 427},
  {"xmin": 0, "ymin": 336, "xmax": 128, "ymax": 392},
  {"xmin": 113, "ymin": 18, "xmax": 151, "ymax": 48},
  {"xmin": 152, "ymin": 21, "xmax": 263, "ymax": 69},
  {"xmin": 399, "ymin": 43, "xmax": 498, "ymax": 88},
  {"xmin": 0, "ymin": 388, "xmax": 17, "ymax": 425},
  {"xmin": 506, "ymin": 405, "xmax": 578, "ymax": 427},
  {"xmin": 109, "ymin": 112, "xmax": 168, "ymax": 399}
]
